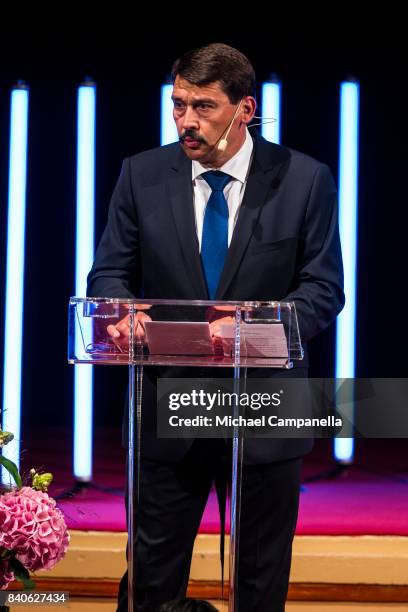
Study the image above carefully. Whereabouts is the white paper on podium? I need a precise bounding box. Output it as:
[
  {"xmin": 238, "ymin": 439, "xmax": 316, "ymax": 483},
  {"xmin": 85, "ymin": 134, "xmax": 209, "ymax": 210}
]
[
  {"xmin": 144, "ymin": 321, "xmax": 214, "ymax": 355},
  {"xmin": 220, "ymin": 323, "xmax": 289, "ymax": 358}
]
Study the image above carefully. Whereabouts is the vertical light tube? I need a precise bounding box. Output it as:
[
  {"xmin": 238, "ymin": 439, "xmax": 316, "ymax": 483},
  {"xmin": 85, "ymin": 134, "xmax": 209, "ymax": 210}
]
[
  {"xmin": 335, "ymin": 81, "xmax": 360, "ymax": 463},
  {"xmin": 74, "ymin": 81, "xmax": 96, "ymax": 481},
  {"xmin": 161, "ymin": 83, "xmax": 178, "ymax": 145},
  {"xmin": 1, "ymin": 84, "xmax": 29, "ymax": 484},
  {"xmin": 261, "ymin": 79, "xmax": 281, "ymax": 144}
]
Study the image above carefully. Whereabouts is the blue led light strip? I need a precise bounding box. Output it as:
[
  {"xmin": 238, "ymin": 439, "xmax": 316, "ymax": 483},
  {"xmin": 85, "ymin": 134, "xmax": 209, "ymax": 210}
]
[
  {"xmin": 161, "ymin": 83, "xmax": 179, "ymax": 145},
  {"xmin": 261, "ymin": 80, "xmax": 281, "ymax": 144},
  {"xmin": 74, "ymin": 83, "xmax": 96, "ymax": 481},
  {"xmin": 1, "ymin": 85, "xmax": 29, "ymax": 484},
  {"xmin": 335, "ymin": 81, "xmax": 360, "ymax": 463}
]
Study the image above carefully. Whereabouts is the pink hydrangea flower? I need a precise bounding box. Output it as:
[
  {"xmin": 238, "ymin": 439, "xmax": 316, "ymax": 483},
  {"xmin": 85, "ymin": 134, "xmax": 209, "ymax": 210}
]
[{"xmin": 0, "ymin": 487, "xmax": 69, "ymax": 577}]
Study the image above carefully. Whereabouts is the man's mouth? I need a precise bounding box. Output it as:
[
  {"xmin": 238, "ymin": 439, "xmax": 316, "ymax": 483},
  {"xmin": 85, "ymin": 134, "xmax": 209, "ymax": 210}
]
[
  {"xmin": 183, "ymin": 137, "xmax": 201, "ymax": 148},
  {"xmin": 180, "ymin": 131, "xmax": 206, "ymax": 149}
]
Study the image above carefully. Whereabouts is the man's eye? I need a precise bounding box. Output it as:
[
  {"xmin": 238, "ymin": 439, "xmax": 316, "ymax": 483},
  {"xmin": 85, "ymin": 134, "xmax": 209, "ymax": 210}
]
[
  {"xmin": 198, "ymin": 104, "xmax": 211, "ymax": 110},
  {"xmin": 174, "ymin": 101, "xmax": 185, "ymax": 109}
]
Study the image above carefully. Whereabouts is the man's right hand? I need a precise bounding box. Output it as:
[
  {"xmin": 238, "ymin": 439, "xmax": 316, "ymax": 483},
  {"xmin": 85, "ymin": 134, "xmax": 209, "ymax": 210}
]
[{"xmin": 106, "ymin": 310, "xmax": 151, "ymax": 349}]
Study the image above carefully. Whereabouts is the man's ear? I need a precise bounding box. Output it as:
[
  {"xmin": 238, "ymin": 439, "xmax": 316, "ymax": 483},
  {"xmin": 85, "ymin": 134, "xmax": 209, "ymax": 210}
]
[{"xmin": 241, "ymin": 97, "xmax": 256, "ymax": 124}]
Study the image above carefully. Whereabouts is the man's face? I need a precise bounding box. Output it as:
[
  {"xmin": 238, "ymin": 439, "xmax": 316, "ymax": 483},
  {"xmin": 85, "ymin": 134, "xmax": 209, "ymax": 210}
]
[{"xmin": 172, "ymin": 76, "xmax": 254, "ymax": 167}]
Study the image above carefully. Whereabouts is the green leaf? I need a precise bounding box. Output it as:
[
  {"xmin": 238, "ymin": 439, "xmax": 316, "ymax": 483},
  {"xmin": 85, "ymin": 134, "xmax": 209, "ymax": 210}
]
[
  {"xmin": 9, "ymin": 557, "xmax": 36, "ymax": 590},
  {"xmin": 0, "ymin": 456, "xmax": 22, "ymax": 488}
]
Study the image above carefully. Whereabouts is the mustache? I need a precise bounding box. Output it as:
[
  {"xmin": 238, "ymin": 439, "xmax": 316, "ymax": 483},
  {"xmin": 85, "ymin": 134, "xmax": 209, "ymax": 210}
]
[{"xmin": 179, "ymin": 129, "xmax": 207, "ymax": 145}]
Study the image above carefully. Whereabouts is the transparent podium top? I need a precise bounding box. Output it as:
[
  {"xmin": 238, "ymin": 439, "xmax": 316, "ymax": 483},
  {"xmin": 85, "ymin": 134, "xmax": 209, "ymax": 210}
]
[{"xmin": 68, "ymin": 298, "xmax": 303, "ymax": 368}]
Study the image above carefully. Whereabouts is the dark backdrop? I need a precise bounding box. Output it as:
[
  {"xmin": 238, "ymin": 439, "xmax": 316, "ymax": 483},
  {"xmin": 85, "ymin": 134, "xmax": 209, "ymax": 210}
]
[{"xmin": 0, "ymin": 23, "xmax": 406, "ymax": 433}]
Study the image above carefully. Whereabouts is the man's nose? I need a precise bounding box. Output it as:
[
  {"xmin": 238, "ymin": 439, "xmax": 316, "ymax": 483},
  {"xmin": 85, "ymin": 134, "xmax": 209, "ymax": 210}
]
[{"xmin": 181, "ymin": 105, "xmax": 199, "ymax": 130}]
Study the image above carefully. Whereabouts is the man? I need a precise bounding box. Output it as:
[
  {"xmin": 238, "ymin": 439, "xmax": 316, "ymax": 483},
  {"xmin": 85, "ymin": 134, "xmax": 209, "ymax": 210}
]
[{"xmin": 87, "ymin": 43, "xmax": 344, "ymax": 611}]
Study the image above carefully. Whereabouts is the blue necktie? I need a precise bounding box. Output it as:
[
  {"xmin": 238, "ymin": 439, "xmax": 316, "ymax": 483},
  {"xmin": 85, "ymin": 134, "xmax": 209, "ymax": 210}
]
[{"xmin": 200, "ymin": 171, "xmax": 233, "ymax": 299}]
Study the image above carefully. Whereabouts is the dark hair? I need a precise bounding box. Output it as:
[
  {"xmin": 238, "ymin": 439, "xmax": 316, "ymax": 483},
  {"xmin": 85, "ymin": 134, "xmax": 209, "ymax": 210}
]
[
  {"xmin": 157, "ymin": 597, "xmax": 218, "ymax": 612},
  {"xmin": 171, "ymin": 43, "xmax": 256, "ymax": 104}
]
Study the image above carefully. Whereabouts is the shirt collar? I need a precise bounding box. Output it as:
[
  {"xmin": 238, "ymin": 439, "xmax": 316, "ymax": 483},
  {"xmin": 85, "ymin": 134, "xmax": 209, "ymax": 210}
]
[{"xmin": 192, "ymin": 128, "xmax": 253, "ymax": 183}]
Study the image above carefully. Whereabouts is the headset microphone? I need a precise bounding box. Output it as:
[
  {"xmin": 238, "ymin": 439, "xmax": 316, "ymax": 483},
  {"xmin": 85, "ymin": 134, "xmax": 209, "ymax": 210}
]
[
  {"xmin": 215, "ymin": 103, "xmax": 277, "ymax": 152},
  {"xmin": 196, "ymin": 99, "xmax": 276, "ymax": 155},
  {"xmin": 217, "ymin": 99, "xmax": 244, "ymax": 152},
  {"xmin": 217, "ymin": 139, "xmax": 228, "ymax": 153}
]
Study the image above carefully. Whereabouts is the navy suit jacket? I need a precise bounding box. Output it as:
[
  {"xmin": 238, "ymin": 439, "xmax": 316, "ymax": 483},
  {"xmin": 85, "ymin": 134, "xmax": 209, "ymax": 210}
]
[{"xmin": 87, "ymin": 133, "xmax": 344, "ymax": 464}]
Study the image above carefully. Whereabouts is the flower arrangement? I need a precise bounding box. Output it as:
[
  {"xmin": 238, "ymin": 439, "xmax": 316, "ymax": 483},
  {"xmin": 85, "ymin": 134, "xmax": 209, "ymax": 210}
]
[{"xmin": 0, "ymin": 429, "xmax": 69, "ymax": 591}]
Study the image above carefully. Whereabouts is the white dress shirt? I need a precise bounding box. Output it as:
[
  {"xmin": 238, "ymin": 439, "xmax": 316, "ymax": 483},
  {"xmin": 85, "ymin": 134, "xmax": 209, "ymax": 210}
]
[{"xmin": 192, "ymin": 128, "xmax": 254, "ymax": 250}]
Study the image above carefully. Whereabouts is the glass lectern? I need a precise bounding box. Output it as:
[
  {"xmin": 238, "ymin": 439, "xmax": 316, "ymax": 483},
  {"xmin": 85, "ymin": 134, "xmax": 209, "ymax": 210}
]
[{"xmin": 68, "ymin": 298, "xmax": 303, "ymax": 611}]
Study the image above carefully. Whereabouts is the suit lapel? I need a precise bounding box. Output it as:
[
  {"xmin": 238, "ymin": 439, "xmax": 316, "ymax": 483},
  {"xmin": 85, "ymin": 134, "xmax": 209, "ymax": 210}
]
[
  {"xmin": 168, "ymin": 149, "xmax": 208, "ymax": 298},
  {"xmin": 216, "ymin": 136, "xmax": 290, "ymax": 299}
]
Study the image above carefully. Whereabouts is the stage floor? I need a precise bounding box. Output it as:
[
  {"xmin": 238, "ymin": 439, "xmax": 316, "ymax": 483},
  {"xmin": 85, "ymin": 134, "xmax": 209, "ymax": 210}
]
[
  {"xmin": 17, "ymin": 428, "xmax": 408, "ymax": 537},
  {"xmin": 8, "ymin": 428, "xmax": 407, "ymax": 609}
]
